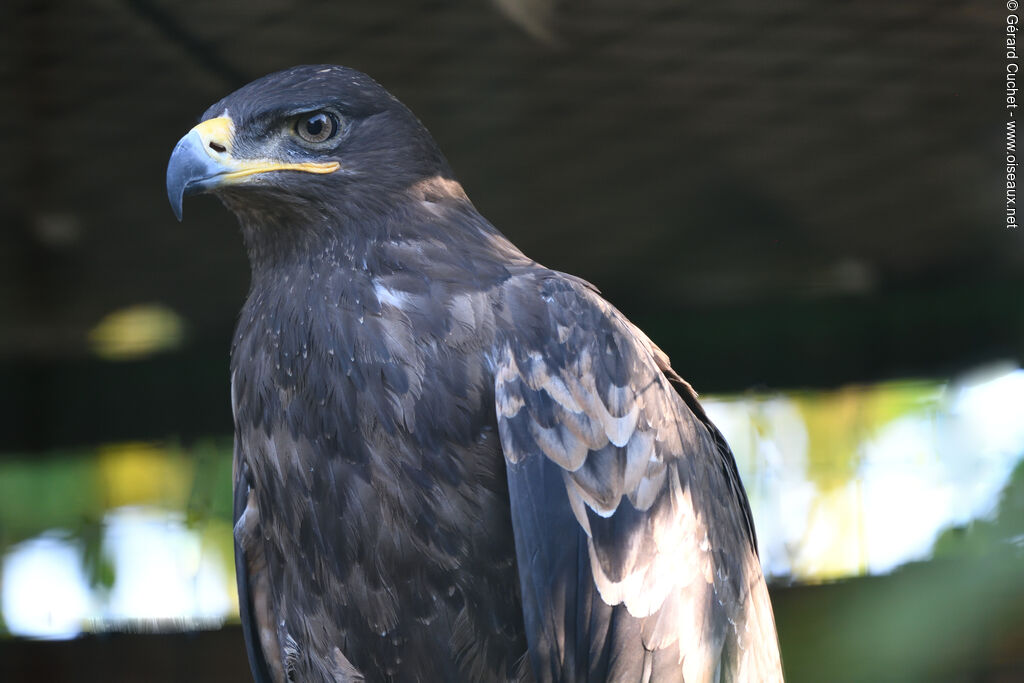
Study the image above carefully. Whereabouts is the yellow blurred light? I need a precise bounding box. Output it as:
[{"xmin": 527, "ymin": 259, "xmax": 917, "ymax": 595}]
[
  {"xmin": 96, "ymin": 442, "xmax": 193, "ymax": 509},
  {"xmin": 88, "ymin": 304, "xmax": 185, "ymax": 360}
]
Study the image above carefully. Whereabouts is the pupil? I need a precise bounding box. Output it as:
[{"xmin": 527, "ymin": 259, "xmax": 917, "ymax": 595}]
[{"xmin": 306, "ymin": 116, "xmax": 325, "ymax": 137}]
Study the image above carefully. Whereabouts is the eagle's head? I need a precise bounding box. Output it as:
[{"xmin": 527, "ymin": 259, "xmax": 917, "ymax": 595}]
[{"xmin": 166, "ymin": 65, "xmax": 453, "ymax": 230}]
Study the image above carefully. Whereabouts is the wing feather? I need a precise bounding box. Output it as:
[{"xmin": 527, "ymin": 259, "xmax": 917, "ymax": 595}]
[
  {"xmin": 495, "ymin": 273, "xmax": 783, "ymax": 682},
  {"xmin": 233, "ymin": 452, "xmax": 281, "ymax": 683}
]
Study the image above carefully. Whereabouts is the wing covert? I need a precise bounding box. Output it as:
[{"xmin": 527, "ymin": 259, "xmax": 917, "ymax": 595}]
[{"xmin": 494, "ymin": 273, "xmax": 782, "ymax": 682}]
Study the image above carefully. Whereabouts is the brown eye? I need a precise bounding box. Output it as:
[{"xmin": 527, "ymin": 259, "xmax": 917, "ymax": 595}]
[{"xmin": 295, "ymin": 111, "xmax": 339, "ymax": 144}]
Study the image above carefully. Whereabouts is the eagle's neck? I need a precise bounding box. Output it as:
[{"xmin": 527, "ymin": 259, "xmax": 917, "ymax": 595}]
[
  {"xmin": 225, "ymin": 195, "xmax": 375, "ymax": 281},
  {"xmin": 224, "ymin": 178, "xmax": 532, "ymax": 290}
]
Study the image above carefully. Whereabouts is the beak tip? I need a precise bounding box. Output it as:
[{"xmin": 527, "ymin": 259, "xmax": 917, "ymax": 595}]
[
  {"xmin": 167, "ymin": 142, "xmax": 189, "ymax": 222},
  {"xmin": 166, "ymin": 129, "xmax": 214, "ymax": 222},
  {"xmin": 166, "ymin": 171, "xmax": 186, "ymax": 221}
]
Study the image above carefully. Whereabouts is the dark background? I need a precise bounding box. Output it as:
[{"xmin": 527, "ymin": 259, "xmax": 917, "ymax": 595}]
[{"xmin": 1, "ymin": 0, "xmax": 1022, "ymax": 681}]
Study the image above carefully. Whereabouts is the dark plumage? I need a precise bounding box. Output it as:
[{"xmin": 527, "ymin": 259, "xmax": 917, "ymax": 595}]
[{"xmin": 166, "ymin": 65, "xmax": 783, "ymax": 683}]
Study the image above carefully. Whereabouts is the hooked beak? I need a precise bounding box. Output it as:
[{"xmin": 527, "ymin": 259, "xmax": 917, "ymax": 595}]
[{"xmin": 166, "ymin": 116, "xmax": 340, "ymax": 221}]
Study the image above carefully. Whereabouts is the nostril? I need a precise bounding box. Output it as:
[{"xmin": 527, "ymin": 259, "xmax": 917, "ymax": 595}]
[{"xmin": 209, "ymin": 141, "xmax": 226, "ymax": 153}]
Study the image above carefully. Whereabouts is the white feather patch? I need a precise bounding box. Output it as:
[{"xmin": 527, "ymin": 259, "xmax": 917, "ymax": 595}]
[{"xmin": 373, "ymin": 282, "xmax": 409, "ymax": 310}]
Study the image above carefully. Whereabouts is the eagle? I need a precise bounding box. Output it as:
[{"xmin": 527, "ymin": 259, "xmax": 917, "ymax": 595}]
[{"xmin": 166, "ymin": 65, "xmax": 783, "ymax": 683}]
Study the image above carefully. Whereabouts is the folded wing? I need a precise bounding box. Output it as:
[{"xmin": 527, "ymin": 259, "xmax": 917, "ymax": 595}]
[{"xmin": 495, "ymin": 273, "xmax": 782, "ymax": 682}]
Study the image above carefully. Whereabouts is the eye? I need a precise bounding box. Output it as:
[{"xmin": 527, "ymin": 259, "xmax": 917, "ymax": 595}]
[{"xmin": 294, "ymin": 111, "xmax": 340, "ymax": 144}]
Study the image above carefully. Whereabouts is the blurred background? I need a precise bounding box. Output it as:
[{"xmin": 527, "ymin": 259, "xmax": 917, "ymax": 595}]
[{"xmin": 1, "ymin": 1, "xmax": 1022, "ymax": 681}]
